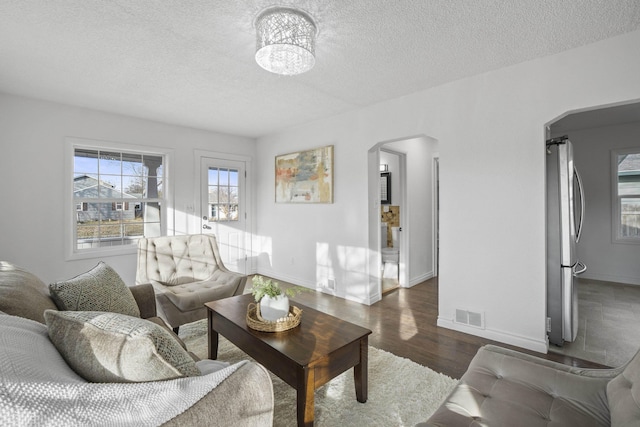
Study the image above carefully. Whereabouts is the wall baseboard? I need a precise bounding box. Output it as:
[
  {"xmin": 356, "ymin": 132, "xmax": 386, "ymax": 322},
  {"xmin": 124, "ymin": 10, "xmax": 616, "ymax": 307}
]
[
  {"xmin": 437, "ymin": 316, "xmax": 548, "ymax": 354},
  {"xmin": 408, "ymin": 271, "xmax": 434, "ymax": 287}
]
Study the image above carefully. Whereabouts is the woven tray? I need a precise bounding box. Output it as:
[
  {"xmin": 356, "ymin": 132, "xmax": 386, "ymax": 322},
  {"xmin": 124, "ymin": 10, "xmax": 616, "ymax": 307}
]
[{"xmin": 246, "ymin": 303, "xmax": 302, "ymax": 332}]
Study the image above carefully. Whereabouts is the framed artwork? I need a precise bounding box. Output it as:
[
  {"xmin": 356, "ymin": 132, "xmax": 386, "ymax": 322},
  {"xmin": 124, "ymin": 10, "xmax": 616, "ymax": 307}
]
[
  {"xmin": 380, "ymin": 172, "xmax": 391, "ymax": 204},
  {"xmin": 275, "ymin": 145, "xmax": 334, "ymax": 203}
]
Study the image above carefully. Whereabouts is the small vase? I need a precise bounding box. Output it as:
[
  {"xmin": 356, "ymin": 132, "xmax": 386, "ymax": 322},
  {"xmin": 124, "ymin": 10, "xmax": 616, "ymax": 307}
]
[{"xmin": 260, "ymin": 295, "xmax": 290, "ymax": 321}]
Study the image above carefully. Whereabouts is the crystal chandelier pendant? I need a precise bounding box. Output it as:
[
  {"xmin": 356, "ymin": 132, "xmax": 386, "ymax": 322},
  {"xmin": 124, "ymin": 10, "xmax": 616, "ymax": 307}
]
[{"xmin": 255, "ymin": 7, "xmax": 317, "ymax": 76}]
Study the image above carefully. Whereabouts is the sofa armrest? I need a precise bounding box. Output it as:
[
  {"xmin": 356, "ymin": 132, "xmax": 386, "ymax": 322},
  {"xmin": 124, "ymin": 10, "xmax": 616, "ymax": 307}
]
[
  {"xmin": 162, "ymin": 362, "xmax": 274, "ymax": 427},
  {"xmin": 129, "ymin": 283, "xmax": 157, "ymax": 319},
  {"xmin": 481, "ymin": 344, "xmax": 624, "ymax": 378}
]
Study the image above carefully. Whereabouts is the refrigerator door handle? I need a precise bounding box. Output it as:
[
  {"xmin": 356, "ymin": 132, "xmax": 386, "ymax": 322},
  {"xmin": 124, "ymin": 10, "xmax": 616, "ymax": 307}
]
[
  {"xmin": 574, "ymin": 166, "xmax": 585, "ymax": 243},
  {"xmin": 573, "ymin": 261, "xmax": 587, "ymax": 276}
]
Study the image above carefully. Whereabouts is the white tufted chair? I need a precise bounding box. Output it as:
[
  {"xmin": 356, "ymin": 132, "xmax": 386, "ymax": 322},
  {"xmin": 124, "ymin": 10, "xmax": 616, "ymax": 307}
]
[{"xmin": 135, "ymin": 234, "xmax": 247, "ymax": 332}]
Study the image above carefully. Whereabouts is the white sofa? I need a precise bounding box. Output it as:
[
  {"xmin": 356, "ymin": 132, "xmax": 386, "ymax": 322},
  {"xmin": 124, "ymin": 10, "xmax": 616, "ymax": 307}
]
[{"xmin": 0, "ymin": 261, "xmax": 272, "ymax": 426}]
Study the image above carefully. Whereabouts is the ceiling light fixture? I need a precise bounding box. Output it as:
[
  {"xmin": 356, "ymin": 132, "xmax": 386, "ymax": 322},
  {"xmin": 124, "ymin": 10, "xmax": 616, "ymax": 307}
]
[{"xmin": 255, "ymin": 7, "xmax": 317, "ymax": 76}]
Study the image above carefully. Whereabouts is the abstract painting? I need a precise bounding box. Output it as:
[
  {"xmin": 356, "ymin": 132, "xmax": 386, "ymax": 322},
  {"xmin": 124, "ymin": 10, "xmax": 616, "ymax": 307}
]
[{"xmin": 275, "ymin": 145, "xmax": 333, "ymax": 203}]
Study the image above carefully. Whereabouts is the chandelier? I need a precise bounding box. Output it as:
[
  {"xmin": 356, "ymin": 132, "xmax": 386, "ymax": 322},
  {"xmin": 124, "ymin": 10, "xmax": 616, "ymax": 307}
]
[{"xmin": 255, "ymin": 7, "xmax": 317, "ymax": 76}]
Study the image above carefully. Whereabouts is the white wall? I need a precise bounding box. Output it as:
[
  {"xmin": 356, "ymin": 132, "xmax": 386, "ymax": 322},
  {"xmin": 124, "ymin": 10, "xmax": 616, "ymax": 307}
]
[
  {"xmin": 569, "ymin": 122, "xmax": 640, "ymax": 284},
  {"xmin": 255, "ymin": 29, "xmax": 640, "ymax": 352},
  {"xmin": 0, "ymin": 93, "xmax": 256, "ymax": 284}
]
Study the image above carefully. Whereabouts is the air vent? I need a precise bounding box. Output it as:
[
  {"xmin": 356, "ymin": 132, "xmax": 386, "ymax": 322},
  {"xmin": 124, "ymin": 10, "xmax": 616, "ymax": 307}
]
[{"xmin": 455, "ymin": 309, "xmax": 485, "ymax": 329}]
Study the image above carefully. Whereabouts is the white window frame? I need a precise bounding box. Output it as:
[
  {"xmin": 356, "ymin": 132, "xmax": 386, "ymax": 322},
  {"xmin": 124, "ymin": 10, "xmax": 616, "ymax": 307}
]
[
  {"xmin": 65, "ymin": 137, "xmax": 174, "ymax": 260},
  {"xmin": 612, "ymin": 147, "xmax": 640, "ymax": 245}
]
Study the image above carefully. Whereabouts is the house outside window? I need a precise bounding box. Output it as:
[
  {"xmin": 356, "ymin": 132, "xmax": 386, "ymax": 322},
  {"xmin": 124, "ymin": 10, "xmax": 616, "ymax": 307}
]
[
  {"xmin": 70, "ymin": 142, "xmax": 168, "ymax": 255},
  {"xmin": 613, "ymin": 148, "xmax": 640, "ymax": 243}
]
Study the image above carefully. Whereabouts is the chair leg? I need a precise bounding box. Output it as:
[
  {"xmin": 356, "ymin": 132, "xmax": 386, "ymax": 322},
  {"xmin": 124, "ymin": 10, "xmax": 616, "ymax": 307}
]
[{"xmin": 173, "ymin": 326, "xmax": 179, "ymax": 334}]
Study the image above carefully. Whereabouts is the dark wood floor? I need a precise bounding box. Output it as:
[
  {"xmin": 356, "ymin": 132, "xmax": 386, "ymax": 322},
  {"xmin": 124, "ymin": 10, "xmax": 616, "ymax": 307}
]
[{"xmin": 276, "ymin": 276, "xmax": 604, "ymax": 379}]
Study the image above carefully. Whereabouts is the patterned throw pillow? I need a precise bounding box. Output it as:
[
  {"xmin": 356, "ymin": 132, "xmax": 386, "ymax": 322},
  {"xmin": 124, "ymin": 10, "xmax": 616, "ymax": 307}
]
[
  {"xmin": 44, "ymin": 310, "xmax": 200, "ymax": 382},
  {"xmin": 49, "ymin": 262, "xmax": 140, "ymax": 318}
]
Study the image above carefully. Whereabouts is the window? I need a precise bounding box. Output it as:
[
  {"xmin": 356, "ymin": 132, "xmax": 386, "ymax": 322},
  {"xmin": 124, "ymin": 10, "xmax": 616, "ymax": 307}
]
[
  {"xmin": 207, "ymin": 167, "xmax": 239, "ymax": 222},
  {"xmin": 72, "ymin": 145, "xmax": 165, "ymax": 253},
  {"xmin": 613, "ymin": 148, "xmax": 640, "ymax": 242}
]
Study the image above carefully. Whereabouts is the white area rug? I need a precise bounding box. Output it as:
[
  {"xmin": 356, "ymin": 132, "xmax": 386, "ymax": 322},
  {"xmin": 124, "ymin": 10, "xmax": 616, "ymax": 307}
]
[{"xmin": 180, "ymin": 320, "xmax": 457, "ymax": 427}]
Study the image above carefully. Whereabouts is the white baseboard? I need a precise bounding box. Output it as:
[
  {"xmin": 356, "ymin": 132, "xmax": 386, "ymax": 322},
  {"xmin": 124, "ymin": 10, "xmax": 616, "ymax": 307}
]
[
  {"xmin": 407, "ymin": 271, "xmax": 434, "ymax": 287},
  {"xmin": 437, "ymin": 316, "xmax": 548, "ymax": 354},
  {"xmin": 253, "ymin": 269, "xmax": 315, "ymax": 290},
  {"xmin": 253, "ymin": 269, "xmax": 429, "ymax": 306}
]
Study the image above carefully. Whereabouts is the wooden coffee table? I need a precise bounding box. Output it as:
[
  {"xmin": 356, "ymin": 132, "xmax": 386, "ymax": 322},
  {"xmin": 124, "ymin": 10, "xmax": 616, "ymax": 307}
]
[{"xmin": 205, "ymin": 293, "xmax": 372, "ymax": 427}]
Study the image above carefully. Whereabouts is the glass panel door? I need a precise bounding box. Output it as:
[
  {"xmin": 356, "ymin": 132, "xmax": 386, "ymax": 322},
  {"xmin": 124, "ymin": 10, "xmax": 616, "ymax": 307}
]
[{"xmin": 201, "ymin": 158, "xmax": 246, "ymax": 273}]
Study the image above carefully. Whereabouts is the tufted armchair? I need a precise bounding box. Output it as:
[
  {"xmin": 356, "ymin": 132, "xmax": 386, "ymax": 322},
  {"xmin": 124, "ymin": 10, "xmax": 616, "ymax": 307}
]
[
  {"xmin": 419, "ymin": 344, "xmax": 640, "ymax": 426},
  {"xmin": 135, "ymin": 234, "xmax": 247, "ymax": 332}
]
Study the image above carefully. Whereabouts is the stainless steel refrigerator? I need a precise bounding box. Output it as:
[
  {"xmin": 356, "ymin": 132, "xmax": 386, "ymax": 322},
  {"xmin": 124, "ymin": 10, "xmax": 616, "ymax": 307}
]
[{"xmin": 546, "ymin": 136, "xmax": 586, "ymax": 346}]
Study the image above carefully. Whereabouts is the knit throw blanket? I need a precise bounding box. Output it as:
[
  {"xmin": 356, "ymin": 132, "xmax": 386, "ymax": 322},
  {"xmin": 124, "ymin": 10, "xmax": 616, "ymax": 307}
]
[{"xmin": 0, "ymin": 313, "xmax": 245, "ymax": 426}]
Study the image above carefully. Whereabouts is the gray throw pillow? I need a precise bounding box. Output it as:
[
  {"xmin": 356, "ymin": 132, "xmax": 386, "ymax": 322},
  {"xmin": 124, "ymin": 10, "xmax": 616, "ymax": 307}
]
[
  {"xmin": 44, "ymin": 310, "xmax": 200, "ymax": 383},
  {"xmin": 49, "ymin": 262, "xmax": 140, "ymax": 318}
]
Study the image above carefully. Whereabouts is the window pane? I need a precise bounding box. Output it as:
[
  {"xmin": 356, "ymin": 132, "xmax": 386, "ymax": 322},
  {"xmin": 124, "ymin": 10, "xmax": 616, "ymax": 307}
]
[
  {"xmin": 218, "ymin": 204, "xmax": 230, "ymax": 220},
  {"xmin": 99, "ymin": 175, "xmax": 122, "ymax": 195},
  {"xmin": 618, "ymin": 153, "xmax": 640, "ymax": 196},
  {"xmin": 155, "ymin": 163, "xmax": 163, "ymax": 179},
  {"xmin": 74, "ymin": 175, "xmax": 99, "ymax": 198},
  {"xmin": 210, "ymin": 204, "xmax": 219, "ymax": 221},
  {"xmin": 99, "ymin": 151, "xmax": 122, "ymax": 174},
  {"xmin": 219, "ymin": 168, "xmax": 229, "ymax": 186},
  {"xmin": 208, "ymin": 167, "xmax": 218, "ymax": 183},
  {"xmin": 621, "ymin": 198, "xmax": 640, "ymax": 238},
  {"xmin": 121, "ymin": 153, "xmax": 143, "ymax": 174},
  {"xmin": 209, "ymin": 187, "xmax": 218, "ymax": 204},
  {"xmin": 74, "ymin": 149, "xmax": 99, "ymax": 175},
  {"xmin": 219, "ymin": 186, "xmax": 230, "ymax": 203},
  {"xmin": 229, "ymin": 204, "xmax": 239, "ymax": 221},
  {"xmin": 229, "ymin": 169, "xmax": 238, "ymax": 186},
  {"xmin": 123, "ymin": 175, "xmax": 145, "ymax": 198},
  {"xmin": 229, "ymin": 187, "xmax": 238, "ymax": 204},
  {"xmin": 619, "ymin": 177, "xmax": 640, "ymax": 196},
  {"xmin": 144, "ymin": 155, "xmax": 163, "ymax": 177},
  {"xmin": 144, "ymin": 176, "xmax": 161, "ymax": 198}
]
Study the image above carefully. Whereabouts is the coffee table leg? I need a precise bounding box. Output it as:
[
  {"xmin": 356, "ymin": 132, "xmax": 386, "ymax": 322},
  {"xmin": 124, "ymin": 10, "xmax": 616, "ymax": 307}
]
[
  {"xmin": 208, "ymin": 311, "xmax": 219, "ymax": 360},
  {"xmin": 297, "ymin": 366, "xmax": 315, "ymax": 426},
  {"xmin": 354, "ymin": 337, "xmax": 368, "ymax": 403}
]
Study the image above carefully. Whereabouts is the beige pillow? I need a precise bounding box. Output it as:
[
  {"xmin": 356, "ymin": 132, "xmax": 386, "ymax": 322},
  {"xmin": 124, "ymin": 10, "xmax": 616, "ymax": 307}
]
[
  {"xmin": 0, "ymin": 261, "xmax": 57, "ymax": 323},
  {"xmin": 49, "ymin": 262, "xmax": 140, "ymax": 317},
  {"xmin": 44, "ymin": 310, "xmax": 200, "ymax": 383}
]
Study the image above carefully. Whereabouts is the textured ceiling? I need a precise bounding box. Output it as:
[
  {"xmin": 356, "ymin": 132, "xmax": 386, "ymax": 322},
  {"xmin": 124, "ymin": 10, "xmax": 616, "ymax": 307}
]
[{"xmin": 1, "ymin": 1, "xmax": 639, "ymax": 138}]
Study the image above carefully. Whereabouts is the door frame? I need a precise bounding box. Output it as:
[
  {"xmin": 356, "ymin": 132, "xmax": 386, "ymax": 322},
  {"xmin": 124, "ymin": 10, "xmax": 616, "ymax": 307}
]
[
  {"xmin": 432, "ymin": 154, "xmax": 440, "ymax": 277},
  {"xmin": 380, "ymin": 147, "xmax": 409, "ymax": 289}
]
